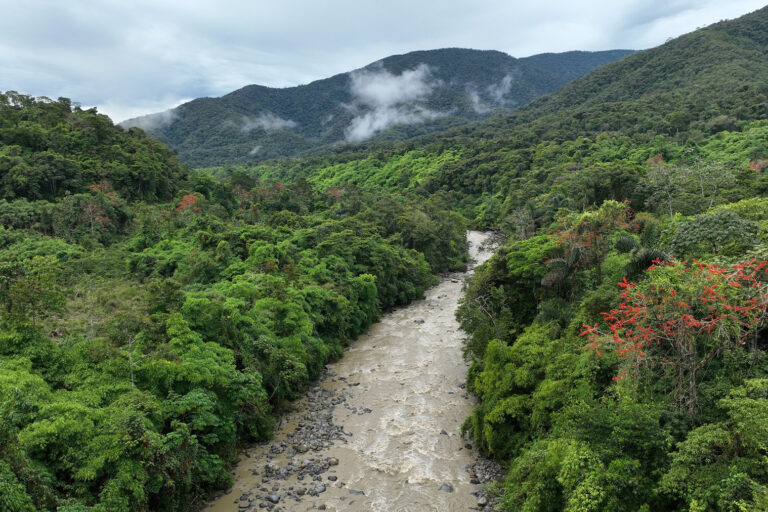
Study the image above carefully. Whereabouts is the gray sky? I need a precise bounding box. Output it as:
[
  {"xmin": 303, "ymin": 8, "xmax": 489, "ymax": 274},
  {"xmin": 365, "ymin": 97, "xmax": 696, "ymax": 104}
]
[{"xmin": 1, "ymin": 0, "xmax": 765, "ymax": 122}]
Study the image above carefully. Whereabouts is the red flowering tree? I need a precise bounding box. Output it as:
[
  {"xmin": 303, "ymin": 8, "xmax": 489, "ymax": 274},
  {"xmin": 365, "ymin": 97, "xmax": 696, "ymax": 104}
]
[
  {"xmin": 175, "ymin": 194, "xmax": 203, "ymax": 213},
  {"xmin": 582, "ymin": 259, "xmax": 768, "ymax": 416}
]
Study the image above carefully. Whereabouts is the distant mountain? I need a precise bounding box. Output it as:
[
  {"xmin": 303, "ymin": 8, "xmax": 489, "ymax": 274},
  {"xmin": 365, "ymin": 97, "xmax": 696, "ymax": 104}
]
[{"xmin": 121, "ymin": 48, "xmax": 633, "ymax": 167}]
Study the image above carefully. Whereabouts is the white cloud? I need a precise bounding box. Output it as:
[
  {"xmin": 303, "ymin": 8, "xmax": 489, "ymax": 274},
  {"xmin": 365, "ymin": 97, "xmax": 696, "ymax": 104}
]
[
  {"xmin": 120, "ymin": 108, "xmax": 178, "ymax": 131},
  {"xmin": 241, "ymin": 113, "xmax": 298, "ymax": 132},
  {"xmin": 344, "ymin": 64, "xmax": 443, "ymax": 141},
  {"xmin": 248, "ymin": 145, "xmax": 262, "ymax": 155},
  {"xmin": 466, "ymin": 88, "xmax": 491, "ymax": 114},
  {"xmin": 349, "ymin": 63, "xmax": 436, "ymax": 107},
  {"xmin": 345, "ymin": 106, "xmax": 444, "ymax": 143},
  {"xmin": 487, "ymin": 74, "xmax": 515, "ymax": 103}
]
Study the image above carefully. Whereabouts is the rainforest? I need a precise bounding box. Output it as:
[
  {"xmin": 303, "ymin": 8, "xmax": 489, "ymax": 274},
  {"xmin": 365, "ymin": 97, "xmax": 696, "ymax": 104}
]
[{"xmin": 3, "ymin": 4, "xmax": 768, "ymax": 512}]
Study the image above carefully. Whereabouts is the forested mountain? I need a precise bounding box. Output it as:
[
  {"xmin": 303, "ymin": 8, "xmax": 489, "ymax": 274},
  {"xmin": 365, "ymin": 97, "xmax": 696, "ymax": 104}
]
[
  {"xmin": 122, "ymin": 48, "xmax": 633, "ymax": 166},
  {"xmin": 238, "ymin": 5, "xmax": 768, "ymax": 225}
]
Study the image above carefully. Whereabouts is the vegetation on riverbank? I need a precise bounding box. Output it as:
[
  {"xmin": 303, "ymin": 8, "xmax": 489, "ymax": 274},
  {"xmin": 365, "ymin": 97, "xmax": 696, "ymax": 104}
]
[
  {"xmin": 449, "ymin": 8, "xmax": 768, "ymax": 510},
  {"xmin": 0, "ymin": 92, "xmax": 467, "ymax": 511},
  {"xmin": 3, "ymin": 5, "xmax": 768, "ymax": 511}
]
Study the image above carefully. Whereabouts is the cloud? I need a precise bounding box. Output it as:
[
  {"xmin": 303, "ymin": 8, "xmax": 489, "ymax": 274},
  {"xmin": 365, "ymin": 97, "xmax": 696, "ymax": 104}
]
[
  {"xmin": 120, "ymin": 108, "xmax": 178, "ymax": 131},
  {"xmin": 466, "ymin": 88, "xmax": 491, "ymax": 114},
  {"xmin": 344, "ymin": 63, "xmax": 443, "ymax": 141},
  {"xmin": 465, "ymin": 74, "xmax": 519, "ymax": 113},
  {"xmin": 0, "ymin": 1, "xmax": 764, "ymax": 121},
  {"xmin": 241, "ymin": 113, "xmax": 298, "ymax": 132},
  {"xmin": 349, "ymin": 63, "xmax": 435, "ymax": 107},
  {"xmin": 248, "ymin": 145, "xmax": 262, "ymax": 155},
  {"xmin": 345, "ymin": 106, "xmax": 444, "ymax": 143},
  {"xmin": 487, "ymin": 74, "xmax": 515, "ymax": 103}
]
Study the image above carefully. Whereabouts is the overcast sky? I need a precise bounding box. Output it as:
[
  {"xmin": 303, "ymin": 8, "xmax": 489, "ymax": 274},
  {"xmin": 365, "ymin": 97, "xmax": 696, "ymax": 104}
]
[{"xmin": 1, "ymin": 0, "xmax": 765, "ymax": 122}]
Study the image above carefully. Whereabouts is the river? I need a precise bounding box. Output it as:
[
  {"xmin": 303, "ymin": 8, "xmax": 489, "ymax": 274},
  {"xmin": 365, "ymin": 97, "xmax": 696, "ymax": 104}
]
[{"xmin": 205, "ymin": 231, "xmax": 497, "ymax": 511}]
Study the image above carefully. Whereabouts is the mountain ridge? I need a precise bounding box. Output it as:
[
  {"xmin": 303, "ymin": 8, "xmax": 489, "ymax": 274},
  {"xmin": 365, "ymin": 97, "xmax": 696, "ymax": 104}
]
[{"xmin": 122, "ymin": 47, "xmax": 634, "ymax": 166}]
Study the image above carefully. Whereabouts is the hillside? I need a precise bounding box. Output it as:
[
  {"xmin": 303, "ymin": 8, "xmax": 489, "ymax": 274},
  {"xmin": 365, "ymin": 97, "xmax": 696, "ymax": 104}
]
[
  {"xmin": 122, "ymin": 48, "xmax": 633, "ymax": 166},
  {"xmin": 236, "ymin": 6, "xmax": 768, "ymax": 225},
  {"xmin": 463, "ymin": 5, "xmax": 768, "ymax": 141},
  {"xmin": 0, "ymin": 92, "xmax": 187, "ymax": 202}
]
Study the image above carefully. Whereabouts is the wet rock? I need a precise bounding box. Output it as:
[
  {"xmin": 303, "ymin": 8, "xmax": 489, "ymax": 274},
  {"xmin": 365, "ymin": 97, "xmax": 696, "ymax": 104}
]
[
  {"xmin": 440, "ymin": 429, "xmax": 448, "ymax": 435},
  {"xmin": 312, "ymin": 483, "xmax": 327, "ymax": 495},
  {"xmin": 266, "ymin": 494, "xmax": 280, "ymax": 504},
  {"xmin": 414, "ymin": 319, "xmax": 425, "ymax": 324},
  {"xmin": 466, "ymin": 457, "xmax": 505, "ymax": 510},
  {"xmin": 328, "ymin": 475, "xmax": 337, "ymax": 481},
  {"xmin": 439, "ymin": 482, "xmax": 454, "ymax": 493},
  {"xmin": 349, "ymin": 489, "xmax": 365, "ymax": 495}
]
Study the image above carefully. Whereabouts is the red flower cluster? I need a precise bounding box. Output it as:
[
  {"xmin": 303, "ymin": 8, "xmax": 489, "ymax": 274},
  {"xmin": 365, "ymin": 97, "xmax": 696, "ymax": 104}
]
[
  {"xmin": 176, "ymin": 194, "xmax": 202, "ymax": 212},
  {"xmin": 581, "ymin": 259, "xmax": 768, "ymax": 374}
]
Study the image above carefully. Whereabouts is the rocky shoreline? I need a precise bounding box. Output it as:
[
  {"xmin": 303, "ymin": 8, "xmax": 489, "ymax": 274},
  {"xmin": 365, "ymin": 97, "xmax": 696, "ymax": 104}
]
[{"xmin": 209, "ymin": 365, "xmax": 504, "ymax": 511}]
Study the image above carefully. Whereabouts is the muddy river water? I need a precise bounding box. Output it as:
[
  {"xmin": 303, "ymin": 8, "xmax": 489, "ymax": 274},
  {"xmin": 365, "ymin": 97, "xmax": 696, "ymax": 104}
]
[{"xmin": 206, "ymin": 231, "xmax": 497, "ymax": 512}]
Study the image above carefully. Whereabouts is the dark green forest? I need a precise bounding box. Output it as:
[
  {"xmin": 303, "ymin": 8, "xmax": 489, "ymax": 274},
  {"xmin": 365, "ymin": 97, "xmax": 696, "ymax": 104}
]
[
  {"xmin": 0, "ymin": 92, "xmax": 466, "ymax": 511},
  {"xmin": 3, "ymin": 4, "xmax": 768, "ymax": 511}
]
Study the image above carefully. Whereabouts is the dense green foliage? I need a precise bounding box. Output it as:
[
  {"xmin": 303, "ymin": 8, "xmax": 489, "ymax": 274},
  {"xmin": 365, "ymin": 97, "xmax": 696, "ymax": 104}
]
[
  {"xmin": 0, "ymin": 94, "xmax": 467, "ymax": 511},
  {"xmin": 125, "ymin": 48, "xmax": 632, "ymax": 167},
  {"xmin": 458, "ymin": 196, "xmax": 768, "ymax": 510},
  {"xmin": 5, "ymin": 4, "xmax": 768, "ymax": 511},
  {"xmin": 199, "ymin": 6, "xmax": 768, "ymax": 511},
  {"xmin": 446, "ymin": 7, "xmax": 768, "ymax": 511},
  {"xmin": 0, "ymin": 92, "xmax": 187, "ymax": 202}
]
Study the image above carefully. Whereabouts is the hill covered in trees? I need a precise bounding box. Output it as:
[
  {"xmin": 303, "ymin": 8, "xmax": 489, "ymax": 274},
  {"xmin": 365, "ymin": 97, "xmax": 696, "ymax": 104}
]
[
  {"xmin": 233, "ymin": 6, "xmax": 768, "ymax": 225},
  {"xmin": 122, "ymin": 48, "xmax": 632, "ymax": 167}
]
